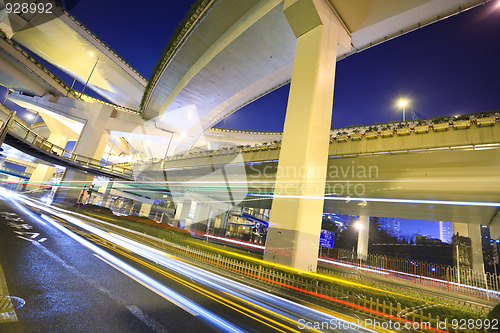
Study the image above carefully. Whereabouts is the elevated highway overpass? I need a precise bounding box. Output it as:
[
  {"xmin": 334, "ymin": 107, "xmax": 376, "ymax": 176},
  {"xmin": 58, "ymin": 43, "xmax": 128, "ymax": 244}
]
[
  {"xmin": 133, "ymin": 116, "xmax": 500, "ymax": 226},
  {"xmin": 0, "ymin": 0, "xmax": 146, "ymax": 109},
  {"xmin": 0, "ymin": 31, "xmax": 78, "ymax": 98},
  {"xmin": 0, "ymin": 0, "xmax": 490, "ymax": 153}
]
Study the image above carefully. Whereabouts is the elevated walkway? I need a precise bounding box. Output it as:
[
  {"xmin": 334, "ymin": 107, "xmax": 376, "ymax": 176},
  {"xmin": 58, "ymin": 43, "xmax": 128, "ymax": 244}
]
[{"xmin": 0, "ymin": 105, "xmax": 133, "ymax": 180}]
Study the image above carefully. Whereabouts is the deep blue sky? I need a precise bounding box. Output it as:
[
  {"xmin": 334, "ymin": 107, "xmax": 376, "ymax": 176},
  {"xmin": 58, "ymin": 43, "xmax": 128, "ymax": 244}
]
[{"xmin": 66, "ymin": 0, "xmax": 500, "ymax": 132}]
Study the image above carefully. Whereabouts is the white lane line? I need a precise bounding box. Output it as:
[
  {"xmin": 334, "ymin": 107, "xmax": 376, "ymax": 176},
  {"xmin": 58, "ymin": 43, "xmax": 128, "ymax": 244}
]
[
  {"xmin": 126, "ymin": 305, "xmax": 168, "ymax": 333},
  {"xmin": 32, "ymin": 243, "xmax": 169, "ymax": 332},
  {"xmin": 93, "ymin": 254, "xmax": 199, "ymax": 317},
  {"xmin": 0, "ymin": 265, "xmax": 18, "ymax": 323}
]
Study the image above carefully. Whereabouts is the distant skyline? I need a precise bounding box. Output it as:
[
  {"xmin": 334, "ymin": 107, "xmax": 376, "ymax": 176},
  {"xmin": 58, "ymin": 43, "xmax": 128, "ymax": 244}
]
[
  {"xmin": 64, "ymin": 0, "xmax": 500, "ymax": 132},
  {"xmin": 326, "ymin": 213, "xmax": 448, "ymax": 242}
]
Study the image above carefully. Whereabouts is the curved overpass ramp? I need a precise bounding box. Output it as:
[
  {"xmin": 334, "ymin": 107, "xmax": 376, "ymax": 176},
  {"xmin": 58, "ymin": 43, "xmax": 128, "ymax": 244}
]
[{"xmin": 142, "ymin": 0, "xmax": 488, "ymax": 142}]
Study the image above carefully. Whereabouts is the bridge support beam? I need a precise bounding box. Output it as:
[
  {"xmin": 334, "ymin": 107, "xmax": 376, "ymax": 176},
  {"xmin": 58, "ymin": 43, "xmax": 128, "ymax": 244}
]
[
  {"xmin": 453, "ymin": 223, "xmax": 485, "ymax": 275},
  {"xmin": 264, "ymin": 0, "xmax": 350, "ymax": 271},
  {"xmin": 357, "ymin": 216, "xmax": 370, "ymax": 260}
]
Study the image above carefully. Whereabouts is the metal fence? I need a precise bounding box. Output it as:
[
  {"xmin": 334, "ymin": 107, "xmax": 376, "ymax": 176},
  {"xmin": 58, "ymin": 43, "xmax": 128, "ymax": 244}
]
[{"xmin": 327, "ymin": 248, "xmax": 500, "ymax": 295}]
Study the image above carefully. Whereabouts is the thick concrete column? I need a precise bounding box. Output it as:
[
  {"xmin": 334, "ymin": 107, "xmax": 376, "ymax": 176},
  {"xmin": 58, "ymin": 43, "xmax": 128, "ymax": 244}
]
[
  {"xmin": 357, "ymin": 216, "xmax": 370, "ymax": 260},
  {"xmin": 191, "ymin": 203, "xmax": 212, "ymax": 232},
  {"xmin": 490, "ymin": 224, "xmax": 500, "ymax": 240},
  {"xmin": 26, "ymin": 133, "xmax": 68, "ymax": 193},
  {"xmin": 263, "ymin": 0, "xmax": 350, "ymax": 271},
  {"xmin": 175, "ymin": 200, "xmax": 194, "ymax": 229},
  {"xmin": 54, "ymin": 169, "xmax": 94, "ymax": 204},
  {"xmin": 139, "ymin": 203, "xmax": 152, "ymax": 218},
  {"xmin": 53, "ymin": 103, "xmax": 112, "ymax": 204},
  {"xmin": 72, "ymin": 103, "xmax": 112, "ymax": 160},
  {"xmin": 27, "ymin": 165, "xmax": 55, "ymax": 193},
  {"xmin": 453, "ymin": 223, "xmax": 485, "ymax": 274}
]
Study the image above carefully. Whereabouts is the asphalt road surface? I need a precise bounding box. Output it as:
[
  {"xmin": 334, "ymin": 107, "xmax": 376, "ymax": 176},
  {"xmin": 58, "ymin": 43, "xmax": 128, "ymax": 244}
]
[{"xmin": 0, "ymin": 192, "xmax": 381, "ymax": 333}]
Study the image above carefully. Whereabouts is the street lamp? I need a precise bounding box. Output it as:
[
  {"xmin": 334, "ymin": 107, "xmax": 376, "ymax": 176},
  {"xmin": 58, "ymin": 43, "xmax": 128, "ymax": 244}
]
[
  {"xmin": 398, "ymin": 99, "xmax": 408, "ymax": 122},
  {"xmin": 80, "ymin": 52, "xmax": 99, "ymax": 97}
]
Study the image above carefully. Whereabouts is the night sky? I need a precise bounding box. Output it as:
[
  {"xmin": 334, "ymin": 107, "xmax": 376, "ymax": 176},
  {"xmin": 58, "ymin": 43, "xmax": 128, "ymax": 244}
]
[{"xmin": 65, "ymin": 0, "xmax": 500, "ymax": 132}]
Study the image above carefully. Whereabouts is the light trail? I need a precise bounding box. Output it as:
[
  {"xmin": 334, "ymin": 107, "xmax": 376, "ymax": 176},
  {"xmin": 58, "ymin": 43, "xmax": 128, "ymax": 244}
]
[
  {"xmin": 319, "ymin": 257, "xmax": 500, "ymax": 297},
  {"xmin": 317, "ymin": 258, "xmax": 390, "ymax": 275},
  {"xmin": 0, "ymin": 189, "xmax": 246, "ymax": 333},
  {"xmin": 15, "ymin": 195, "xmax": 384, "ymax": 333},
  {"xmin": 38, "ymin": 214, "xmax": 246, "ymax": 333},
  {"xmin": 11, "ymin": 192, "xmax": 484, "ymax": 332},
  {"xmin": 249, "ymin": 193, "xmax": 500, "ymax": 207}
]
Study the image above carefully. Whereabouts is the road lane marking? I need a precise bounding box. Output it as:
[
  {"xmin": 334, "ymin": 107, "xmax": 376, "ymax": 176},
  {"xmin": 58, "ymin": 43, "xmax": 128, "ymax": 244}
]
[
  {"xmin": 0, "ymin": 263, "xmax": 17, "ymax": 323},
  {"xmin": 100, "ymin": 247, "xmax": 306, "ymax": 333},
  {"xmin": 126, "ymin": 305, "xmax": 168, "ymax": 333},
  {"xmin": 93, "ymin": 254, "xmax": 199, "ymax": 317},
  {"xmin": 30, "ymin": 242, "xmax": 170, "ymax": 333}
]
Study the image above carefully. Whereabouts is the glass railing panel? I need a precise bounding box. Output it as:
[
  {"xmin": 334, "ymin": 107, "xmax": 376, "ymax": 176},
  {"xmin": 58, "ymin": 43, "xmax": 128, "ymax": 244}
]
[
  {"xmin": 89, "ymin": 159, "xmax": 100, "ymax": 167},
  {"xmin": 75, "ymin": 156, "xmax": 88, "ymax": 164},
  {"xmin": 24, "ymin": 132, "xmax": 37, "ymax": 144},
  {"xmin": 9, "ymin": 121, "xmax": 28, "ymax": 138}
]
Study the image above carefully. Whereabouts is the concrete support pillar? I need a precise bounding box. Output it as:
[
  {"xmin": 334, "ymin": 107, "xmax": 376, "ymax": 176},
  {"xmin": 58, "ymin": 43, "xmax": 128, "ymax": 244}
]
[
  {"xmin": 26, "ymin": 132, "xmax": 68, "ymax": 194},
  {"xmin": 99, "ymin": 180, "xmax": 114, "ymax": 208},
  {"xmin": 263, "ymin": 0, "xmax": 350, "ymax": 271},
  {"xmin": 53, "ymin": 103, "xmax": 112, "ymax": 204},
  {"xmin": 26, "ymin": 164, "xmax": 55, "ymax": 194},
  {"xmin": 453, "ymin": 223, "xmax": 485, "ymax": 274},
  {"xmin": 174, "ymin": 201, "xmax": 184, "ymax": 220},
  {"xmin": 54, "ymin": 169, "xmax": 94, "ymax": 204},
  {"xmin": 72, "ymin": 103, "xmax": 112, "ymax": 160},
  {"xmin": 357, "ymin": 216, "xmax": 369, "ymax": 260},
  {"xmin": 139, "ymin": 203, "xmax": 152, "ymax": 218},
  {"xmin": 175, "ymin": 200, "xmax": 194, "ymax": 229},
  {"xmin": 490, "ymin": 224, "xmax": 500, "ymax": 240}
]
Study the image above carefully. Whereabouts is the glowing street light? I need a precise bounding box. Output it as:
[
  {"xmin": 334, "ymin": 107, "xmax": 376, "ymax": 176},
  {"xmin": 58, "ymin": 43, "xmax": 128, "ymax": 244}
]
[
  {"xmin": 398, "ymin": 99, "xmax": 408, "ymax": 122},
  {"xmin": 354, "ymin": 221, "xmax": 362, "ymax": 230}
]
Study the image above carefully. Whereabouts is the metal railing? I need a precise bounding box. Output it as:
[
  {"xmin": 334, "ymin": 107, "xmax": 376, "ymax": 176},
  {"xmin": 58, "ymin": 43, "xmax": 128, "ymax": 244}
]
[
  {"xmin": 6, "ymin": 117, "xmax": 134, "ymax": 178},
  {"xmin": 324, "ymin": 248, "xmax": 500, "ymax": 295}
]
